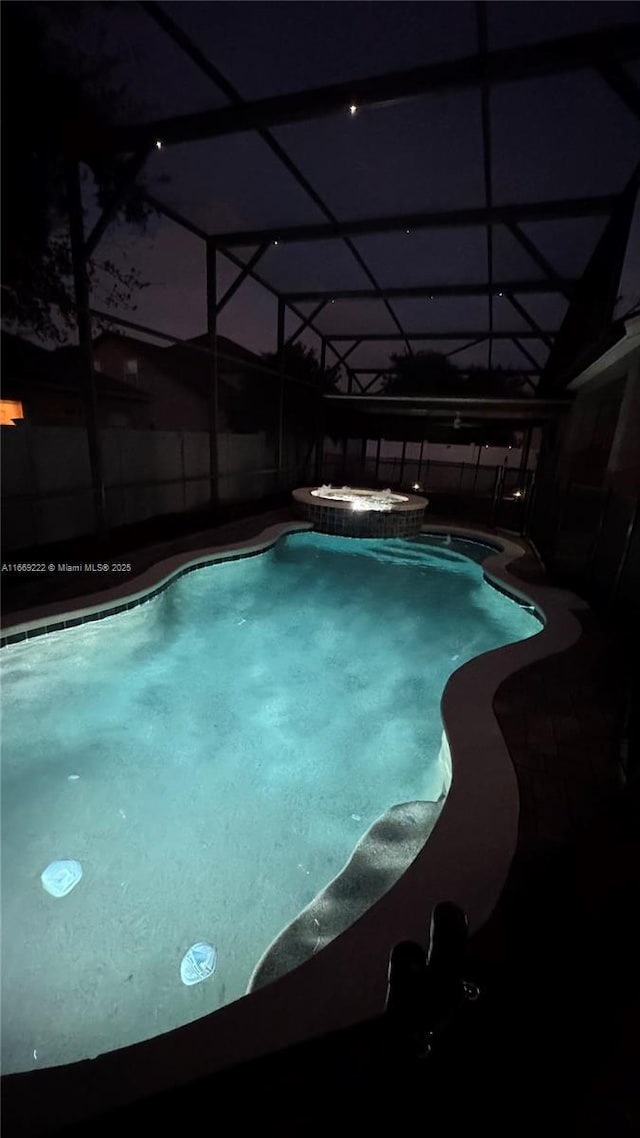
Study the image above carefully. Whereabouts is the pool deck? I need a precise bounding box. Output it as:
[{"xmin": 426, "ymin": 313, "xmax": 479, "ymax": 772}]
[{"xmin": 1, "ymin": 507, "xmax": 636, "ymax": 1136}]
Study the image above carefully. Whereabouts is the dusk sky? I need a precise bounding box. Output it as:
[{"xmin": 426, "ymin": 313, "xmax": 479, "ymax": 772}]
[{"xmin": 45, "ymin": 0, "xmax": 640, "ymax": 373}]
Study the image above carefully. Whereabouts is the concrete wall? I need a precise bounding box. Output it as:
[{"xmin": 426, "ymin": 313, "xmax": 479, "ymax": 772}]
[{"xmin": 1, "ymin": 425, "xmax": 271, "ymax": 551}]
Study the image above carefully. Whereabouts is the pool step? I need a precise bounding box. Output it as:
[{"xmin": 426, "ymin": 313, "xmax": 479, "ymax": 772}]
[{"xmin": 355, "ymin": 540, "xmax": 469, "ymax": 570}]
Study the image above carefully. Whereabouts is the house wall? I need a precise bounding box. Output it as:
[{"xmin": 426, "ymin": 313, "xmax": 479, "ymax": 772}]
[
  {"xmin": 1, "ymin": 425, "xmax": 272, "ymax": 551},
  {"xmin": 93, "ymin": 340, "xmax": 222, "ymax": 432}
]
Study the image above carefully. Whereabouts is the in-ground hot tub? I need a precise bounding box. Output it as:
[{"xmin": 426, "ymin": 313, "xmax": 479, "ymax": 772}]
[{"xmin": 292, "ymin": 485, "xmax": 428, "ymax": 538}]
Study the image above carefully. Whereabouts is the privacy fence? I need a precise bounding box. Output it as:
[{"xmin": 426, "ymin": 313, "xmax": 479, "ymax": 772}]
[{"xmin": 1, "ymin": 424, "xmax": 315, "ymax": 551}]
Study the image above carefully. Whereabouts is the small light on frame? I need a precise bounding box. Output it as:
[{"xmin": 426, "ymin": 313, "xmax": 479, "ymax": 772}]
[
  {"xmin": 349, "ymin": 104, "xmax": 358, "ymax": 116},
  {"xmin": 412, "ymin": 482, "xmax": 423, "ymax": 492},
  {"xmin": 155, "ymin": 139, "xmax": 163, "ymax": 150},
  {"xmin": 405, "ymin": 229, "xmax": 410, "ymax": 234},
  {"xmin": 498, "ymin": 291, "xmax": 504, "ymax": 297},
  {"xmin": 273, "ymin": 239, "xmax": 279, "ymax": 246},
  {"xmin": 514, "ymin": 489, "xmax": 523, "ymax": 499}
]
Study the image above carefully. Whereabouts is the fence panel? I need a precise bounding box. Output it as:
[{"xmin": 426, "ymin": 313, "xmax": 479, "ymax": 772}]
[{"xmin": 1, "ymin": 425, "xmax": 277, "ymax": 550}]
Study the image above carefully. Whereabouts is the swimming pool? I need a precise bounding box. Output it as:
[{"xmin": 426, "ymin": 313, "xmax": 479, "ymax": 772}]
[{"xmin": 0, "ymin": 531, "xmax": 539, "ymax": 1075}]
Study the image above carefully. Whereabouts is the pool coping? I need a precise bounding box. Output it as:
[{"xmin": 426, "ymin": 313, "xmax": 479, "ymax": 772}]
[{"xmin": 1, "ymin": 521, "xmax": 588, "ymax": 1136}]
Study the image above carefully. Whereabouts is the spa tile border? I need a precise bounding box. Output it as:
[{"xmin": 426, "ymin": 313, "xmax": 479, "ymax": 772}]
[{"xmin": 292, "ymin": 485, "xmax": 427, "ymax": 538}]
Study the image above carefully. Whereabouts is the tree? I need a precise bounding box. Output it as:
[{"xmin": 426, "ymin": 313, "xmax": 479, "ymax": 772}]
[
  {"xmin": 1, "ymin": 2, "xmax": 151, "ymax": 344},
  {"xmin": 262, "ymin": 341, "xmax": 341, "ymax": 393},
  {"xmin": 382, "ymin": 351, "xmax": 465, "ymax": 396},
  {"xmin": 462, "ymin": 364, "xmax": 535, "ymax": 397},
  {"xmin": 258, "ymin": 341, "xmax": 341, "ymax": 447},
  {"xmin": 383, "ymin": 351, "xmax": 536, "ymax": 398}
]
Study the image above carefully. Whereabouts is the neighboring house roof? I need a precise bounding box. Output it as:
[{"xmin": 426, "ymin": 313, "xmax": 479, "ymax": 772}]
[
  {"xmin": 1, "ymin": 332, "xmax": 149, "ymax": 403},
  {"xmin": 92, "ymin": 330, "xmax": 262, "ymax": 380}
]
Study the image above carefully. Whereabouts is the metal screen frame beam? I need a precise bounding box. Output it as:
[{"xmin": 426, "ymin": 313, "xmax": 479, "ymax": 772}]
[
  {"xmin": 505, "ymin": 294, "xmax": 554, "ymax": 349},
  {"xmin": 207, "ymin": 195, "xmax": 617, "ymax": 247},
  {"xmin": 285, "ymin": 300, "xmax": 328, "ymax": 347},
  {"xmin": 216, "ymin": 244, "xmax": 269, "ymax": 313},
  {"xmin": 511, "ymin": 337, "xmax": 543, "ymax": 372},
  {"xmin": 506, "ymin": 222, "xmax": 573, "ymax": 298},
  {"xmin": 276, "ymin": 298, "xmax": 285, "ymax": 481},
  {"xmin": 138, "ymin": 190, "xmax": 330, "ymax": 348},
  {"xmin": 66, "ymin": 158, "xmax": 107, "ymax": 534},
  {"xmin": 206, "ymin": 240, "xmax": 220, "ymax": 504},
  {"xmin": 326, "ymin": 341, "xmax": 363, "ymax": 365},
  {"xmin": 476, "ymin": 2, "xmax": 494, "ymax": 374},
  {"xmin": 597, "ymin": 61, "xmax": 640, "ymax": 122},
  {"xmin": 327, "ymin": 330, "xmax": 553, "ymax": 341},
  {"xmin": 97, "ymin": 26, "xmax": 640, "ymax": 151},
  {"xmin": 282, "ymin": 278, "xmax": 574, "ymax": 302}
]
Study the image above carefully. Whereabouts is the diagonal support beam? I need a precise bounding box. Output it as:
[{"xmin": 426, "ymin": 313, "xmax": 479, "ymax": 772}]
[
  {"xmin": 446, "ymin": 337, "xmax": 487, "ymax": 358},
  {"xmin": 511, "ymin": 337, "xmax": 543, "ymax": 371},
  {"xmin": 597, "ymin": 61, "xmax": 640, "ymax": 122},
  {"xmin": 219, "ymin": 244, "xmax": 328, "ymax": 346},
  {"xmin": 84, "ymin": 145, "xmax": 153, "ymax": 260},
  {"xmin": 506, "ymin": 222, "xmax": 572, "ymax": 299},
  {"xmin": 505, "ymin": 294, "xmax": 554, "ymax": 349},
  {"xmin": 142, "ymin": 190, "xmax": 209, "ymax": 239},
  {"xmin": 285, "ymin": 300, "xmax": 328, "ymax": 346},
  {"xmin": 216, "ymin": 244, "xmax": 269, "ymax": 313},
  {"xmin": 327, "ymin": 341, "xmax": 362, "ymax": 368},
  {"xmin": 140, "ymin": 188, "xmax": 325, "ymax": 343}
]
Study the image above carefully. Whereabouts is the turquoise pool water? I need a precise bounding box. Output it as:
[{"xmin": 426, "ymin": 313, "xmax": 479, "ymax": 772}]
[{"xmin": 0, "ymin": 532, "xmax": 539, "ymax": 1073}]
